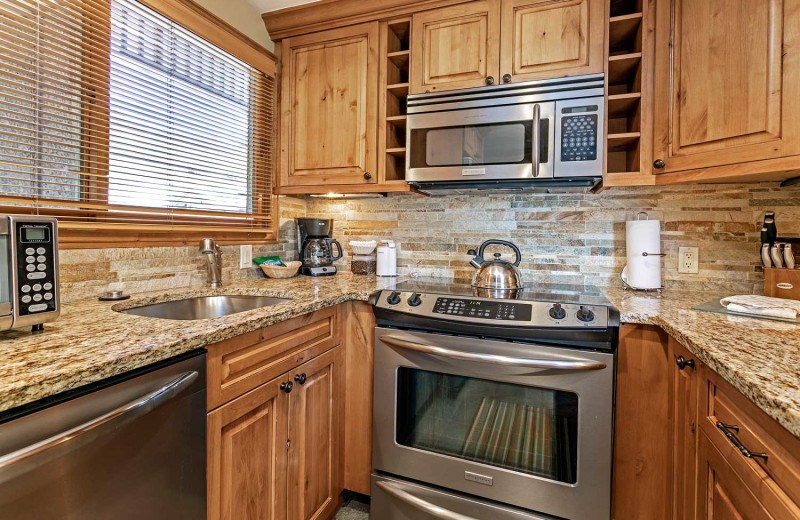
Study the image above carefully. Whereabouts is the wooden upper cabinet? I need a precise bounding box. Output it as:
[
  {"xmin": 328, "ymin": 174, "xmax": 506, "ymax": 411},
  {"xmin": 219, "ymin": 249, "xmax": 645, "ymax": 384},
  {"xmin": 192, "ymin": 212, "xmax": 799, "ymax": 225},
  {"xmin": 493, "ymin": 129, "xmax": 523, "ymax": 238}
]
[
  {"xmin": 652, "ymin": 0, "xmax": 800, "ymax": 174},
  {"xmin": 280, "ymin": 23, "xmax": 379, "ymax": 187},
  {"xmin": 500, "ymin": 0, "xmax": 604, "ymax": 83},
  {"xmin": 411, "ymin": 0, "xmax": 501, "ymax": 93}
]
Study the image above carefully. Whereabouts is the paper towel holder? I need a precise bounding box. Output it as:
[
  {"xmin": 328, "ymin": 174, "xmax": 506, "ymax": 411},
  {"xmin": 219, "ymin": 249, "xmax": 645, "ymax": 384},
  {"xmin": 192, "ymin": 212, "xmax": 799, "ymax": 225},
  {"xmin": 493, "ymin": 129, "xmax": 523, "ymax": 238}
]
[
  {"xmin": 623, "ymin": 212, "xmax": 665, "ymax": 294},
  {"xmin": 642, "ymin": 252, "xmax": 666, "ymax": 257}
]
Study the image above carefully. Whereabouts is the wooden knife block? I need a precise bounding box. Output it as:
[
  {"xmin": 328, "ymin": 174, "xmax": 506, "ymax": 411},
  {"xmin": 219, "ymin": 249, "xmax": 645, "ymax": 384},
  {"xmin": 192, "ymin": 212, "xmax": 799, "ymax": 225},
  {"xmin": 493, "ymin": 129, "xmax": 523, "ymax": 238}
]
[{"xmin": 764, "ymin": 268, "xmax": 800, "ymax": 300}]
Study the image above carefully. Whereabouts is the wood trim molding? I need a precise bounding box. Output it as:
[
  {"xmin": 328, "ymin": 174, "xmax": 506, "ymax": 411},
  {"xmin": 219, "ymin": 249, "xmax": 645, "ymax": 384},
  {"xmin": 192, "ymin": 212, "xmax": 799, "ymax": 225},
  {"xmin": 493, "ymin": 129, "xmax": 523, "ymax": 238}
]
[
  {"xmin": 140, "ymin": 0, "xmax": 277, "ymax": 77},
  {"xmin": 262, "ymin": 0, "xmax": 472, "ymax": 41}
]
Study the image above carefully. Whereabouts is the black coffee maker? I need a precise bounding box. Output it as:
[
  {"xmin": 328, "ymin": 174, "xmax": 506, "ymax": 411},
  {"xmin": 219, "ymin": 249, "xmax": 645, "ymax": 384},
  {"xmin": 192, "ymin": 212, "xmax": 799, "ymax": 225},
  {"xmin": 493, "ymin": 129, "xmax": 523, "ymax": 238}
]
[{"xmin": 297, "ymin": 218, "xmax": 343, "ymax": 276}]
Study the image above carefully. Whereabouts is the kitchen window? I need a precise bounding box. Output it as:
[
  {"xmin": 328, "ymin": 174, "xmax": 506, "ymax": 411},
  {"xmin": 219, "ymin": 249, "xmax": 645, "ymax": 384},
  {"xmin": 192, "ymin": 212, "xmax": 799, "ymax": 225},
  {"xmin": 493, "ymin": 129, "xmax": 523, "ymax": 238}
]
[{"xmin": 0, "ymin": 0, "xmax": 277, "ymax": 247}]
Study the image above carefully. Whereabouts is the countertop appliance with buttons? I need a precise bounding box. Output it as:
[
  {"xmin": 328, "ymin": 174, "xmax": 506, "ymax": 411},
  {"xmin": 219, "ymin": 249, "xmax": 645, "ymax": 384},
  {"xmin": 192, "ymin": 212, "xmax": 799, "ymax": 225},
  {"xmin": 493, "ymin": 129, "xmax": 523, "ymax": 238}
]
[{"xmin": 0, "ymin": 216, "xmax": 59, "ymax": 332}]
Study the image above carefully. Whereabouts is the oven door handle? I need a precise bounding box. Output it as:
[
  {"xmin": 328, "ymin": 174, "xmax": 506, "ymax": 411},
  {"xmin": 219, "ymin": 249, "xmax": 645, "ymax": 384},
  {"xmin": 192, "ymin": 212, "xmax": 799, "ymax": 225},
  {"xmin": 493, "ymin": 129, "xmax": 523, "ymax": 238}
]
[
  {"xmin": 381, "ymin": 335, "xmax": 606, "ymax": 371},
  {"xmin": 376, "ymin": 480, "xmax": 481, "ymax": 520},
  {"xmin": 532, "ymin": 102, "xmax": 541, "ymax": 178}
]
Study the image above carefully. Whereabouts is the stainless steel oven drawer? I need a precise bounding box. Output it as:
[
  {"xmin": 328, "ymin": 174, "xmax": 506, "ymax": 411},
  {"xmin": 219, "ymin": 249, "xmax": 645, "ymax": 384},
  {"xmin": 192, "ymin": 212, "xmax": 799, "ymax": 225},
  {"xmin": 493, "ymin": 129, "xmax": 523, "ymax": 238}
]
[{"xmin": 372, "ymin": 473, "xmax": 556, "ymax": 520}]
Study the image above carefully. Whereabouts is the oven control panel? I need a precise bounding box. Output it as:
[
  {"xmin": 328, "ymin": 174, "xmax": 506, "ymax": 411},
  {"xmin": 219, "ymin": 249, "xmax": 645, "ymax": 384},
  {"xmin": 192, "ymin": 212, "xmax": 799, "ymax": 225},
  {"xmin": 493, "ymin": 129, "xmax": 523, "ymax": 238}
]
[
  {"xmin": 377, "ymin": 291, "xmax": 609, "ymax": 328},
  {"xmin": 432, "ymin": 298, "xmax": 533, "ymax": 321}
]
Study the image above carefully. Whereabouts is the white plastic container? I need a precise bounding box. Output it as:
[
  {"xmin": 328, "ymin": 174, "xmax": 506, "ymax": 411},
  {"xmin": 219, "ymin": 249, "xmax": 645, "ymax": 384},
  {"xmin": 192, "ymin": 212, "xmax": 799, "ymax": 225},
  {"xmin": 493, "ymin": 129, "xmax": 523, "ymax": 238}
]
[{"xmin": 377, "ymin": 239, "xmax": 397, "ymax": 277}]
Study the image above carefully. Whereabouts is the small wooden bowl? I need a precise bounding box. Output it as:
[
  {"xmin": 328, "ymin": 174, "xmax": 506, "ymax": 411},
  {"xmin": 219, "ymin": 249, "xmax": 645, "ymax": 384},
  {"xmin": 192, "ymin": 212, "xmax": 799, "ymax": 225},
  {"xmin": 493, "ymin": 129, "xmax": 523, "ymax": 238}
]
[{"xmin": 259, "ymin": 261, "xmax": 301, "ymax": 279}]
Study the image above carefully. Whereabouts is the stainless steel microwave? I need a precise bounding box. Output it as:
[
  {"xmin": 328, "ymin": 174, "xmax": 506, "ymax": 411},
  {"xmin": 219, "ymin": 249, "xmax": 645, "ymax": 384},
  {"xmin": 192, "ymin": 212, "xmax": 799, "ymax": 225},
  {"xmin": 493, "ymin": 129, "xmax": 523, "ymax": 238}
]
[
  {"xmin": 0, "ymin": 216, "xmax": 59, "ymax": 332},
  {"xmin": 406, "ymin": 73, "xmax": 605, "ymax": 194}
]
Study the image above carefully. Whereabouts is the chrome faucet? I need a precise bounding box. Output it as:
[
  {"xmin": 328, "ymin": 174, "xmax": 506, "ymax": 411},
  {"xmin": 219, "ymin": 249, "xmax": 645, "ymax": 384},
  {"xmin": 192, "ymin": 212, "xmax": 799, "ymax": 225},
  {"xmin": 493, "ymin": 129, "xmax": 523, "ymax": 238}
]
[{"xmin": 199, "ymin": 238, "xmax": 223, "ymax": 288}]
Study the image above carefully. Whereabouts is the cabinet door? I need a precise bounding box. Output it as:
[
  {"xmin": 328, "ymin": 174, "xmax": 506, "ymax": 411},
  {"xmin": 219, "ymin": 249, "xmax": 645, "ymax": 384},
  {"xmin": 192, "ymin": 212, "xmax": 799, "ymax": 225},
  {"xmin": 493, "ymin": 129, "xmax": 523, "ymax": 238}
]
[
  {"xmin": 410, "ymin": 0, "xmax": 501, "ymax": 93},
  {"xmin": 670, "ymin": 338, "xmax": 699, "ymax": 520},
  {"xmin": 287, "ymin": 346, "xmax": 344, "ymax": 520},
  {"xmin": 280, "ymin": 23, "xmax": 379, "ymax": 187},
  {"xmin": 696, "ymin": 429, "xmax": 800, "ymax": 520},
  {"xmin": 208, "ymin": 376, "xmax": 289, "ymax": 520},
  {"xmin": 652, "ymin": 0, "xmax": 800, "ymax": 174},
  {"xmin": 500, "ymin": 0, "xmax": 604, "ymax": 83}
]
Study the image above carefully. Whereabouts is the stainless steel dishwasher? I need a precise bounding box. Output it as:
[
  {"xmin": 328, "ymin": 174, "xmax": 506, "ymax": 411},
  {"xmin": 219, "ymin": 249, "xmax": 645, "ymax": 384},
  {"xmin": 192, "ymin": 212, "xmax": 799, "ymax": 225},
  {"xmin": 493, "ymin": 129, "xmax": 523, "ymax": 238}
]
[{"xmin": 0, "ymin": 351, "xmax": 206, "ymax": 520}]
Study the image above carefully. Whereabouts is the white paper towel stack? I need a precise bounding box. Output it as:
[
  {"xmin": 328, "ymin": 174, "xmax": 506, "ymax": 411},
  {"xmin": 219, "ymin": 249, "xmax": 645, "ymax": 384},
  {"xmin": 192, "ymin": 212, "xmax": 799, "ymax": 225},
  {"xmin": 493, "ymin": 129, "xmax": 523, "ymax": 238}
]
[{"xmin": 623, "ymin": 215, "xmax": 662, "ymax": 289}]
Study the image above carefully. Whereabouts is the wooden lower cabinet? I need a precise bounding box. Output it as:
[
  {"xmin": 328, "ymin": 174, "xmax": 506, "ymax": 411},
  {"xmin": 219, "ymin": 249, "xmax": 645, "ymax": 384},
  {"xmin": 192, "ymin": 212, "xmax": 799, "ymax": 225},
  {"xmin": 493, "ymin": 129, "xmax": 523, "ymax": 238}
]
[
  {"xmin": 207, "ymin": 311, "xmax": 345, "ymax": 520},
  {"xmin": 208, "ymin": 375, "xmax": 289, "ymax": 520},
  {"xmin": 287, "ymin": 347, "xmax": 345, "ymax": 520},
  {"xmin": 670, "ymin": 337, "xmax": 699, "ymax": 520}
]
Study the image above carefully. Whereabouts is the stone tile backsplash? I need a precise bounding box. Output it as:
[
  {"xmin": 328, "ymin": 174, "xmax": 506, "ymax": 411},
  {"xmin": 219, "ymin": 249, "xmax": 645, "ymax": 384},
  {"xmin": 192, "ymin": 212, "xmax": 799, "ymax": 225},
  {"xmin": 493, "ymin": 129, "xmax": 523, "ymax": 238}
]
[
  {"xmin": 57, "ymin": 183, "xmax": 800, "ymax": 302},
  {"xmin": 58, "ymin": 196, "xmax": 307, "ymax": 303},
  {"xmin": 306, "ymin": 183, "xmax": 800, "ymax": 294}
]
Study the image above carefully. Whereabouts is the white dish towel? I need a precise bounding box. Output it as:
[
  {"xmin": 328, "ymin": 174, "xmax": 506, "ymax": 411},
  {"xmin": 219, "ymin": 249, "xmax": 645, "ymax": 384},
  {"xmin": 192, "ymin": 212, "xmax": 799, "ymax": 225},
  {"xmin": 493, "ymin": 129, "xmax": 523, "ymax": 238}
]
[{"xmin": 720, "ymin": 295, "xmax": 800, "ymax": 320}]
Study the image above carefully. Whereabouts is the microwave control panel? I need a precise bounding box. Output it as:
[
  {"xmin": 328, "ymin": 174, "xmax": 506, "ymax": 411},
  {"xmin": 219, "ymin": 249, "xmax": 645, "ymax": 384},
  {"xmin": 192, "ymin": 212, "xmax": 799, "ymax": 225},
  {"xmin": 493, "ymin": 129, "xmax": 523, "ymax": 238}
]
[
  {"xmin": 15, "ymin": 221, "xmax": 57, "ymax": 316},
  {"xmin": 560, "ymin": 112, "xmax": 598, "ymax": 162}
]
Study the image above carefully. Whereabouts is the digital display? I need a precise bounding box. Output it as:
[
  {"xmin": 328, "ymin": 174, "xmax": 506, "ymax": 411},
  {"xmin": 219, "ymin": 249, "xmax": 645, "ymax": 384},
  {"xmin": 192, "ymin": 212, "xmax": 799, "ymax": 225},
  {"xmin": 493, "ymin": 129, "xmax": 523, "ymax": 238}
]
[
  {"xmin": 23, "ymin": 228, "xmax": 47, "ymax": 242},
  {"xmin": 433, "ymin": 298, "xmax": 532, "ymax": 321}
]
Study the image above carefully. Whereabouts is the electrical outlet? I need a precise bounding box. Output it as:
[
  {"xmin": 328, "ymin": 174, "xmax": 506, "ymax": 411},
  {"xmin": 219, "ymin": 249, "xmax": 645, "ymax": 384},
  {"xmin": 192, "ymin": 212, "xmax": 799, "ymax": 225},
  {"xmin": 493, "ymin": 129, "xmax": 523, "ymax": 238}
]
[
  {"xmin": 239, "ymin": 245, "xmax": 253, "ymax": 269},
  {"xmin": 678, "ymin": 247, "xmax": 699, "ymax": 274}
]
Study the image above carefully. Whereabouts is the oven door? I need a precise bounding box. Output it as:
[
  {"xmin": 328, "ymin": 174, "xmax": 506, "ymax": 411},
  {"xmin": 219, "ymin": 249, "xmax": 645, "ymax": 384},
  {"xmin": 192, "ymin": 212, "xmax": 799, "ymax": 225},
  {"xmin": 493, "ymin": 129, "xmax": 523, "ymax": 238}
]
[
  {"xmin": 373, "ymin": 327, "xmax": 614, "ymax": 520},
  {"xmin": 406, "ymin": 103, "xmax": 555, "ymax": 183}
]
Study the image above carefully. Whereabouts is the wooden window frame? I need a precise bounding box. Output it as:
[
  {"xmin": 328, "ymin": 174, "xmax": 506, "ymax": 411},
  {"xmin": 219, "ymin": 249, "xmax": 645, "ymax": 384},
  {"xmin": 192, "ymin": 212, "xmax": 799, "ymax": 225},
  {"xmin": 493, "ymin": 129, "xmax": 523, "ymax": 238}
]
[{"xmin": 3, "ymin": 0, "xmax": 279, "ymax": 249}]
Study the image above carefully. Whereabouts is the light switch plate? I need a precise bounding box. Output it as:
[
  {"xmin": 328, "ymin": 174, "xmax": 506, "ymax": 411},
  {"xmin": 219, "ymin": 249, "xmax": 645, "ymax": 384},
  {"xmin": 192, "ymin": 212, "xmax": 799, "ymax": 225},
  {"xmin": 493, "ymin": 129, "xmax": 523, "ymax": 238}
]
[
  {"xmin": 239, "ymin": 245, "xmax": 253, "ymax": 269},
  {"xmin": 679, "ymin": 247, "xmax": 699, "ymax": 274}
]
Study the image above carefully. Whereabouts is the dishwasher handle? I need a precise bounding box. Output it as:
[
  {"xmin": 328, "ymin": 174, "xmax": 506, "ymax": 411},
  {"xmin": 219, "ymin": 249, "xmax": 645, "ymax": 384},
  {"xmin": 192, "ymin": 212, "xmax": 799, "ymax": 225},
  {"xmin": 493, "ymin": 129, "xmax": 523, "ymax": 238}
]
[
  {"xmin": 376, "ymin": 480, "xmax": 481, "ymax": 520},
  {"xmin": 381, "ymin": 335, "xmax": 607, "ymax": 371},
  {"xmin": 0, "ymin": 371, "xmax": 198, "ymax": 482}
]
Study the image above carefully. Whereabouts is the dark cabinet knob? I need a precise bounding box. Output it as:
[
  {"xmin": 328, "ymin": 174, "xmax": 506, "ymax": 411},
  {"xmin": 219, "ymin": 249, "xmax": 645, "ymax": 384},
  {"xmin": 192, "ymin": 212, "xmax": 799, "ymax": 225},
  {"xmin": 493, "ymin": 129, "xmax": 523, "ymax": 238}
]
[
  {"xmin": 294, "ymin": 373, "xmax": 307, "ymax": 385},
  {"xmin": 387, "ymin": 291, "xmax": 402, "ymax": 305},
  {"xmin": 280, "ymin": 381, "xmax": 294, "ymax": 393},
  {"xmin": 502, "ymin": 74, "xmax": 512, "ymax": 83},
  {"xmin": 408, "ymin": 292, "xmax": 422, "ymax": 307},
  {"xmin": 364, "ymin": 172, "xmax": 372, "ymax": 180},
  {"xmin": 653, "ymin": 159, "xmax": 666, "ymax": 169},
  {"xmin": 486, "ymin": 76, "xmax": 495, "ymax": 86},
  {"xmin": 676, "ymin": 356, "xmax": 695, "ymax": 370}
]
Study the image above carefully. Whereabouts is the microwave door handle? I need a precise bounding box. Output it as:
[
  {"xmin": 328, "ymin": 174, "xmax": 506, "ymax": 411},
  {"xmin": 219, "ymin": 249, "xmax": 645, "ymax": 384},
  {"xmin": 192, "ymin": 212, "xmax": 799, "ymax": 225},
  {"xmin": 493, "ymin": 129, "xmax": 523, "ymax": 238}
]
[
  {"xmin": 376, "ymin": 481, "xmax": 481, "ymax": 520},
  {"xmin": 532, "ymin": 103, "xmax": 541, "ymax": 177},
  {"xmin": 381, "ymin": 335, "xmax": 606, "ymax": 371},
  {"xmin": 0, "ymin": 371, "xmax": 198, "ymax": 485}
]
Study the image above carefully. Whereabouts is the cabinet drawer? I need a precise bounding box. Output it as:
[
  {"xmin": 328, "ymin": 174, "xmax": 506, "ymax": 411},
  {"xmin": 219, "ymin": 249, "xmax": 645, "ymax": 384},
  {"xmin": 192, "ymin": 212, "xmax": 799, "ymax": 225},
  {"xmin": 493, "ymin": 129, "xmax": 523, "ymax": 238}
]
[
  {"xmin": 703, "ymin": 369, "xmax": 800, "ymax": 512},
  {"xmin": 207, "ymin": 306, "xmax": 341, "ymax": 409}
]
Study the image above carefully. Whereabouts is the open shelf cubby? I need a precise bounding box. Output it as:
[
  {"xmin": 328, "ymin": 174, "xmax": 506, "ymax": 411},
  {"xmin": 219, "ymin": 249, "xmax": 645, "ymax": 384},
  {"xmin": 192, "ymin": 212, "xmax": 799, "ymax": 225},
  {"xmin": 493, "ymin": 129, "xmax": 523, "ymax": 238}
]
[
  {"xmin": 380, "ymin": 18, "xmax": 412, "ymax": 184},
  {"xmin": 605, "ymin": 0, "xmax": 644, "ymax": 175}
]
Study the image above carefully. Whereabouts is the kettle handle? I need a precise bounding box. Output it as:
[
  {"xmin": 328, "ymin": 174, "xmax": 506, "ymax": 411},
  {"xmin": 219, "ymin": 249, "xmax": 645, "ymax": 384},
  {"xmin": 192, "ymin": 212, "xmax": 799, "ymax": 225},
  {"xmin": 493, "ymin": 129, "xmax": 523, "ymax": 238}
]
[
  {"xmin": 326, "ymin": 239, "xmax": 343, "ymax": 261},
  {"xmin": 477, "ymin": 240, "xmax": 522, "ymax": 267}
]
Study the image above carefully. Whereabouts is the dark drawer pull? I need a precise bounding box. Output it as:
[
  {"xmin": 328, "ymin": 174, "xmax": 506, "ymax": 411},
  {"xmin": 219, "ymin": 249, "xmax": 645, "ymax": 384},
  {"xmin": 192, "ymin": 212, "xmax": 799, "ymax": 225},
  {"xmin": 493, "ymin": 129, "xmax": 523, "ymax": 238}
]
[{"xmin": 716, "ymin": 421, "xmax": 768, "ymax": 461}]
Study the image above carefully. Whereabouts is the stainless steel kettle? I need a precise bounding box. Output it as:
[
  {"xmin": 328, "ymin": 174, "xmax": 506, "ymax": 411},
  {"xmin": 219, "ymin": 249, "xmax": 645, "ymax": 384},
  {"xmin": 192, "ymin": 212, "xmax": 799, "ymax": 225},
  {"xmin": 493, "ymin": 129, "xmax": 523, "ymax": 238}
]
[{"xmin": 468, "ymin": 240, "xmax": 524, "ymax": 292}]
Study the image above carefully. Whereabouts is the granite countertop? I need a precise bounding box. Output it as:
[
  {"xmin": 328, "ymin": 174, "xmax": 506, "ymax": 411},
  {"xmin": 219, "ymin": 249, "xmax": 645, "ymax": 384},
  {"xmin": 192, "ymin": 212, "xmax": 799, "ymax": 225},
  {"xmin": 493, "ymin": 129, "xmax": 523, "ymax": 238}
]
[
  {"xmin": 603, "ymin": 286, "xmax": 800, "ymax": 438},
  {"xmin": 0, "ymin": 273, "xmax": 402, "ymax": 416},
  {"xmin": 1, "ymin": 274, "xmax": 799, "ymax": 440}
]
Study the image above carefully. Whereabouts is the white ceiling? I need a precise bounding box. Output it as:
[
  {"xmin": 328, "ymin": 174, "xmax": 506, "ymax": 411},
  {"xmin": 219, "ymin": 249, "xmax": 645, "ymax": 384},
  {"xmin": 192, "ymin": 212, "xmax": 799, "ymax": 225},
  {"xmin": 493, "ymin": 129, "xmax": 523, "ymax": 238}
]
[{"xmin": 246, "ymin": 0, "xmax": 318, "ymax": 13}]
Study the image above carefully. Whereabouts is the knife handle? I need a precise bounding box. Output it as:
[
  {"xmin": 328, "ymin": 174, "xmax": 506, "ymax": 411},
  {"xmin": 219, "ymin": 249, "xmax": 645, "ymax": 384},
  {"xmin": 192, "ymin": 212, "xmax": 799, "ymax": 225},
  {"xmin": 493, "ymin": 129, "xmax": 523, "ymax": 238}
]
[
  {"xmin": 762, "ymin": 243, "xmax": 773, "ymax": 268},
  {"xmin": 770, "ymin": 244, "xmax": 784, "ymax": 269}
]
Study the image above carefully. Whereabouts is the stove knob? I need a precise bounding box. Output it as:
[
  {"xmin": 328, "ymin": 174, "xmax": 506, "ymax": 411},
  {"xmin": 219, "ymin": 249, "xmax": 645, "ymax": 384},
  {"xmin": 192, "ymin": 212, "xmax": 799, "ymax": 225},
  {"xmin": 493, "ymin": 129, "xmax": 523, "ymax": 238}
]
[
  {"xmin": 549, "ymin": 303, "xmax": 566, "ymax": 320},
  {"xmin": 577, "ymin": 306, "xmax": 595, "ymax": 323},
  {"xmin": 408, "ymin": 293, "xmax": 422, "ymax": 307},
  {"xmin": 386, "ymin": 291, "xmax": 402, "ymax": 305}
]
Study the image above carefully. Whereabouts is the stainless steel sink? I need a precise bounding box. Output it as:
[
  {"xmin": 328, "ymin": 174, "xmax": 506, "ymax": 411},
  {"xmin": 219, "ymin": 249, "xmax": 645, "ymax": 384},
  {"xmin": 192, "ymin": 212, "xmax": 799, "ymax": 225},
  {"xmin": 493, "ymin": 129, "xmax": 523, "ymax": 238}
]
[{"xmin": 119, "ymin": 295, "xmax": 291, "ymax": 320}]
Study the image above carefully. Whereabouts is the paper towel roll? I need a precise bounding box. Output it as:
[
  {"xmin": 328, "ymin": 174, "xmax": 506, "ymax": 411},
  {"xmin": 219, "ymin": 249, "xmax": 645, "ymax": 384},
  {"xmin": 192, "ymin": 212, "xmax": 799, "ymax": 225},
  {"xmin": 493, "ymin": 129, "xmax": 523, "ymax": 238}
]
[{"xmin": 625, "ymin": 218, "xmax": 662, "ymax": 289}]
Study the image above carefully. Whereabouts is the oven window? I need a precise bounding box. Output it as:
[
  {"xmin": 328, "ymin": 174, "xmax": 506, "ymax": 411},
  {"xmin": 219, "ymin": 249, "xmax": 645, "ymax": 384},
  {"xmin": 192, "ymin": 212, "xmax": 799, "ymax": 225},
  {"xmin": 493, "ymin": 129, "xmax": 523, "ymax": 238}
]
[
  {"xmin": 410, "ymin": 122, "xmax": 532, "ymax": 167},
  {"xmin": 396, "ymin": 367, "xmax": 578, "ymax": 484}
]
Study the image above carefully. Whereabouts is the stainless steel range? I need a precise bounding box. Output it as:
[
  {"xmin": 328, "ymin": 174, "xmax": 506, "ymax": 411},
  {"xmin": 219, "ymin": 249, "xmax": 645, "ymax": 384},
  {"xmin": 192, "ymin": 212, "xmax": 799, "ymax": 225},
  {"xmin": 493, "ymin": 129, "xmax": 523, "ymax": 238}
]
[{"xmin": 369, "ymin": 280, "xmax": 619, "ymax": 520}]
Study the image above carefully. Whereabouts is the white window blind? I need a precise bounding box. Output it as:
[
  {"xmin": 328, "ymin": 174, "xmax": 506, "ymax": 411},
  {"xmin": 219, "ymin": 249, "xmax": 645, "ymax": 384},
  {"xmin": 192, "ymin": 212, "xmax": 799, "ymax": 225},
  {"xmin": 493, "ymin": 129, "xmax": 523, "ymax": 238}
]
[{"xmin": 0, "ymin": 0, "xmax": 276, "ymax": 246}]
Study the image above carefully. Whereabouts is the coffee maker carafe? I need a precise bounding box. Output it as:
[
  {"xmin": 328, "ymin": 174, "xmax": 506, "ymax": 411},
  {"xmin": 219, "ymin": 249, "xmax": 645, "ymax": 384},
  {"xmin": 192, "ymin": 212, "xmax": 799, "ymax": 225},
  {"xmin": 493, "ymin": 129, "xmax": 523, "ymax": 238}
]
[{"xmin": 297, "ymin": 218, "xmax": 343, "ymax": 276}]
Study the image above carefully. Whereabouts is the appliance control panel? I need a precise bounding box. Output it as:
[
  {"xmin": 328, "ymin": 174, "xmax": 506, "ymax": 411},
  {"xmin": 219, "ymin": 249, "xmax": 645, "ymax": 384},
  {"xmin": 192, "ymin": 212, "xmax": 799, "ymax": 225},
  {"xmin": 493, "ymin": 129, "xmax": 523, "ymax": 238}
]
[
  {"xmin": 378, "ymin": 291, "xmax": 609, "ymax": 328},
  {"xmin": 15, "ymin": 221, "xmax": 58, "ymax": 316},
  {"xmin": 432, "ymin": 298, "xmax": 533, "ymax": 321},
  {"xmin": 560, "ymin": 112, "xmax": 598, "ymax": 162}
]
